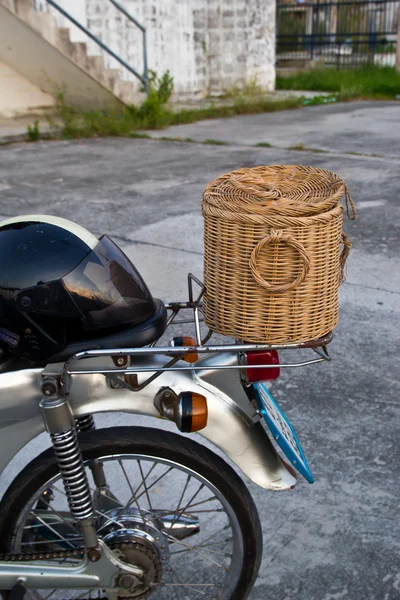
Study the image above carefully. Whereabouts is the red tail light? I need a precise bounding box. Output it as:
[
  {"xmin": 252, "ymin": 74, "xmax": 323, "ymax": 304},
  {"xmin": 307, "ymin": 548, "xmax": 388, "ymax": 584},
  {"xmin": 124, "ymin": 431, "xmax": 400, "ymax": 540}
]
[{"xmin": 245, "ymin": 350, "xmax": 280, "ymax": 383}]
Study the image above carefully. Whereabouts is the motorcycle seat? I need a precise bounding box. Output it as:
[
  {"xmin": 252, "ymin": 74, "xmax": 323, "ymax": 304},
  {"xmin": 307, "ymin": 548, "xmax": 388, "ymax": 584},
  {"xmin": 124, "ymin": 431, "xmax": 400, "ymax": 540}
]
[{"xmin": 46, "ymin": 298, "xmax": 168, "ymax": 364}]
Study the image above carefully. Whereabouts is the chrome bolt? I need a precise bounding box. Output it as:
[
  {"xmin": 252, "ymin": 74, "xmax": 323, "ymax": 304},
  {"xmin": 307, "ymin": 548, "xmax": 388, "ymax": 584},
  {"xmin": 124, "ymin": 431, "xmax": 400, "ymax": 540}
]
[
  {"xmin": 41, "ymin": 377, "xmax": 59, "ymax": 397},
  {"xmin": 87, "ymin": 547, "xmax": 102, "ymax": 562}
]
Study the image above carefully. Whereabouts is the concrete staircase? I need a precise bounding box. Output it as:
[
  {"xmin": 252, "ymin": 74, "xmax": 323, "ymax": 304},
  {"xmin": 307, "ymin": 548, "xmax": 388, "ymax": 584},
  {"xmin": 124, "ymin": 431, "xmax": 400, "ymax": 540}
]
[{"xmin": 0, "ymin": 0, "xmax": 141, "ymax": 112}]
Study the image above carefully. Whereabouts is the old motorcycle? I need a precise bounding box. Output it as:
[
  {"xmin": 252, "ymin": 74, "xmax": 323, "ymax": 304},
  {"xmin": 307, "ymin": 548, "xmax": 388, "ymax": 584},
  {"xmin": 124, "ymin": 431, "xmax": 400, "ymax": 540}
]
[{"xmin": 0, "ymin": 215, "xmax": 331, "ymax": 600}]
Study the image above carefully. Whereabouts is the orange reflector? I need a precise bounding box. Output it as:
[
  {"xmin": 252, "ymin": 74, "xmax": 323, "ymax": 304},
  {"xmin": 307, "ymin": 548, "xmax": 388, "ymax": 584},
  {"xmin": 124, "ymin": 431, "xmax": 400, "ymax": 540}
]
[
  {"xmin": 177, "ymin": 391, "xmax": 208, "ymax": 433},
  {"xmin": 190, "ymin": 392, "xmax": 209, "ymax": 432},
  {"xmin": 170, "ymin": 336, "xmax": 198, "ymax": 363}
]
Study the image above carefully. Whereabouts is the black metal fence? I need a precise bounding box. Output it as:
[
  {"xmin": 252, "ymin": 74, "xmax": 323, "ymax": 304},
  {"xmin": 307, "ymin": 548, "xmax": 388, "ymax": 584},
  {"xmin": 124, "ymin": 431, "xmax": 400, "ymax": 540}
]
[{"xmin": 277, "ymin": 0, "xmax": 399, "ymax": 68}]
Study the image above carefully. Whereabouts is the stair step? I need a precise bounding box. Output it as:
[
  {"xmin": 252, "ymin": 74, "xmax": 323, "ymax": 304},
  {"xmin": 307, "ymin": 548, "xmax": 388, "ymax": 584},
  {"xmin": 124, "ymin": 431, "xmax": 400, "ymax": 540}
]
[
  {"xmin": 117, "ymin": 80, "xmax": 136, "ymax": 105},
  {"xmin": 13, "ymin": 0, "xmax": 32, "ymax": 20},
  {"xmin": 88, "ymin": 55, "xmax": 105, "ymax": 73},
  {"xmin": 72, "ymin": 41, "xmax": 89, "ymax": 66},
  {"xmin": 1, "ymin": 0, "xmax": 15, "ymax": 11},
  {"xmin": 35, "ymin": 10, "xmax": 56, "ymax": 44},
  {"xmin": 104, "ymin": 68, "xmax": 121, "ymax": 89},
  {"xmin": 1, "ymin": 0, "xmax": 142, "ymax": 108},
  {"xmin": 56, "ymin": 27, "xmax": 73, "ymax": 54}
]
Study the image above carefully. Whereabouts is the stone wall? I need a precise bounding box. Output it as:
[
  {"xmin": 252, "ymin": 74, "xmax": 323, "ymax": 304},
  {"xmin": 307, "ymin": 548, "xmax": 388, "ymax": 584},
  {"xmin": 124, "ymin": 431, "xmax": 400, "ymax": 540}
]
[{"xmin": 85, "ymin": 0, "xmax": 276, "ymax": 98}]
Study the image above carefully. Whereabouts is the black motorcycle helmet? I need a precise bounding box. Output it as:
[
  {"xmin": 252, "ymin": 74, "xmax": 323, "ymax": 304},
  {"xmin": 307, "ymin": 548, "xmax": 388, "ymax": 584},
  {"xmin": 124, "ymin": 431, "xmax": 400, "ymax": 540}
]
[{"xmin": 0, "ymin": 215, "xmax": 159, "ymax": 362}]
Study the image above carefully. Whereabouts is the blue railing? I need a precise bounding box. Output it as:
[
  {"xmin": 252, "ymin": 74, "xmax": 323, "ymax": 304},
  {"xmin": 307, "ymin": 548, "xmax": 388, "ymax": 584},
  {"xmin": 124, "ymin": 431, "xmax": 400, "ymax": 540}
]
[{"xmin": 39, "ymin": 0, "xmax": 149, "ymax": 92}]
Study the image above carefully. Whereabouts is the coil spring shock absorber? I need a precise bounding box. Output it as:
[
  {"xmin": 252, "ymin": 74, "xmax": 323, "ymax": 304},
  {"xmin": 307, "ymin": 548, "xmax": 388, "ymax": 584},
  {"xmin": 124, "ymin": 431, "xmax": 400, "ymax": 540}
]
[
  {"xmin": 76, "ymin": 414, "xmax": 96, "ymax": 433},
  {"xmin": 50, "ymin": 428, "xmax": 94, "ymax": 520},
  {"xmin": 76, "ymin": 414, "xmax": 108, "ymax": 489},
  {"xmin": 40, "ymin": 389, "xmax": 99, "ymax": 558}
]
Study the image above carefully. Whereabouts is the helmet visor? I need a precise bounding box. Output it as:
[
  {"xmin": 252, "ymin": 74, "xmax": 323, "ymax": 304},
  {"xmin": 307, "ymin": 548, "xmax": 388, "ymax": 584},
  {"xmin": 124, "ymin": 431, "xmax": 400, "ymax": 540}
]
[{"xmin": 62, "ymin": 235, "xmax": 155, "ymax": 329}]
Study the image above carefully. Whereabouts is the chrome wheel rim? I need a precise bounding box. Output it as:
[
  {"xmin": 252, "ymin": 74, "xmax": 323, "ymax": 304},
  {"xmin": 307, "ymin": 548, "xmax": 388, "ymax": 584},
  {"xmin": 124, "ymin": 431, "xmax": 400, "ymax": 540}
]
[{"xmin": 11, "ymin": 453, "xmax": 244, "ymax": 600}]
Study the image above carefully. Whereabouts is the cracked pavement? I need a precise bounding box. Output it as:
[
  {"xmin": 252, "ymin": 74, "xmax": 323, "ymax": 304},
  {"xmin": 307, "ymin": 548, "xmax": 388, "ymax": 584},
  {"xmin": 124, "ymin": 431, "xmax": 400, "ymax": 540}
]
[{"xmin": 0, "ymin": 100, "xmax": 399, "ymax": 599}]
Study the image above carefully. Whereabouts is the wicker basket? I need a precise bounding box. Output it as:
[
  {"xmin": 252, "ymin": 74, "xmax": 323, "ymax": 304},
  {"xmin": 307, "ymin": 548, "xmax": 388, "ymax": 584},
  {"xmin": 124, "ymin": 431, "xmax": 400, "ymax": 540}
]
[{"xmin": 202, "ymin": 165, "xmax": 355, "ymax": 344}]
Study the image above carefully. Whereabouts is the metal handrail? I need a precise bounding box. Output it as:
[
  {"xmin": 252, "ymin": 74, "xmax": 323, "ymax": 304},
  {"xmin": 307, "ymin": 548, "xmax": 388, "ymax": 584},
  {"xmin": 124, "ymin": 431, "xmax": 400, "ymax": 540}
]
[{"xmin": 43, "ymin": 0, "xmax": 149, "ymax": 92}]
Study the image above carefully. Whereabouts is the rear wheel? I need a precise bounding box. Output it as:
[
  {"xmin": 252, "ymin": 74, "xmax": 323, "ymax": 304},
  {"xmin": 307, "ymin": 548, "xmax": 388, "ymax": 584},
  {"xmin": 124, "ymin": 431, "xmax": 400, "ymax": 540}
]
[{"xmin": 0, "ymin": 426, "xmax": 262, "ymax": 600}]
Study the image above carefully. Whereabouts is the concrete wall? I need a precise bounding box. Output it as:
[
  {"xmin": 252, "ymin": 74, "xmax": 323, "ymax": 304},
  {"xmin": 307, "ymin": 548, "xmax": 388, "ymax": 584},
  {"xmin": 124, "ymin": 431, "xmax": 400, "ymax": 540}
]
[
  {"xmin": 0, "ymin": 61, "xmax": 55, "ymax": 117},
  {"xmin": 85, "ymin": 0, "xmax": 276, "ymax": 98},
  {"xmin": 0, "ymin": 0, "xmax": 276, "ymax": 116}
]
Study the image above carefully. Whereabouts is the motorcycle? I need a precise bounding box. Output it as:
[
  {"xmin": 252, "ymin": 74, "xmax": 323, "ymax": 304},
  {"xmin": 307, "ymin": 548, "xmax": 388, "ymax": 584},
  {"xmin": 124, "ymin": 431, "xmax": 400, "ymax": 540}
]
[{"xmin": 0, "ymin": 221, "xmax": 332, "ymax": 600}]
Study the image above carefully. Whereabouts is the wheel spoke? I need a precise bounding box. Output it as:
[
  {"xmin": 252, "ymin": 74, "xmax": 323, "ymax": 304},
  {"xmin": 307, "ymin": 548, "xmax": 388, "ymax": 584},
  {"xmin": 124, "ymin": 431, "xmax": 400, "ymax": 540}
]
[
  {"xmin": 170, "ymin": 474, "xmax": 192, "ymax": 529},
  {"xmin": 126, "ymin": 465, "xmax": 174, "ymax": 508},
  {"xmin": 20, "ymin": 538, "xmax": 83, "ymax": 547},
  {"xmin": 167, "ymin": 534, "xmax": 227, "ymax": 570},
  {"xmin": 41, "ymin": 503, "xmax": 80, "ymax": 536},
  {"xmin": 118, "ymin": 459, "xmax": 144, "ymax": 518},
  {"xmin": 131, "ymin": 461, "xmax": 157, "ymax": 502},
  {"xmin": 43, "ymin": 591, "xmax": 57, "ymax": 600},
  {"xmin": 138, "ymin": 459, "xmax": 153, "ymax": 510},
  {"xmin": 170, "ymin": 546, "xmax": 231, "ymax": 558},
  {"xmin": 195, "ymin": 524, "xmax": 231, "ymax": 548},
  {"xmin": 166, "ymin": 566, "xmax": 184, "ymax": 600},
  {"xmin": 51, "ymin": 484, "xmax": 125, "ymax": 534},
  {"xmin": 157, "ymin": 580, "xmax": 220, "ymax": 600},
  {"xmin": 27, "ymin": 512, "xmax": 76, "ymax": 549},
  {"xmin": 156, "ymin": 495, "xmax": 219, "ymax": 518},
  {"xmin": 95, "ymin": 509, "xmax": 124, "ymax": 533},
  {"xmin": 170, "ymin": 567, "xmax": 200, "ymax": 598},
  {"xmin": 8, "ymin": 447, "xmax": 249, "ymax": 600}
]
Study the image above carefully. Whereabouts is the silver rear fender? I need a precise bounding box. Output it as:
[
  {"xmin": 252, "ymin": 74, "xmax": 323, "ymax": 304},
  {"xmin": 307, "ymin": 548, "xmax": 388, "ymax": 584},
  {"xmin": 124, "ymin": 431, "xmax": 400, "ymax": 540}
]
[{"xmin": 0, "ymin": 356, "xmax": 297, "ymax": 492}]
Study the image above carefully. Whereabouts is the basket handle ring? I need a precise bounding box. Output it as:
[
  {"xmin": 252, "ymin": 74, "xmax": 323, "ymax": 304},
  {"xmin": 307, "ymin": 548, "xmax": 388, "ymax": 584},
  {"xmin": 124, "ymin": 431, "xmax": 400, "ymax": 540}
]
[{"xmin": 249, "ymin": 230, "xmax": 311, "ymax": 292}]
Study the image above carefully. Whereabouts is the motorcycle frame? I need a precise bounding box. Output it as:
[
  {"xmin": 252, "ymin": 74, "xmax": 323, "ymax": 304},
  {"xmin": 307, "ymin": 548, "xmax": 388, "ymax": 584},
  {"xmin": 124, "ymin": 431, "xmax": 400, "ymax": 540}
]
[
  {"xmin": 0, "ymin": 351, "xmax": 299, "ymax": 590},
  {"xmin": 0, "ymin": 275, "xmax": 331, "ymax": 590}
]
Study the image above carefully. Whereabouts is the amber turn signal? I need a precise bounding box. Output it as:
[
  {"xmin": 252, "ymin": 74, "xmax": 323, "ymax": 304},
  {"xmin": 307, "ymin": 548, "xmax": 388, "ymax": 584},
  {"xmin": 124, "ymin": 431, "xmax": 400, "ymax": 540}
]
[
  {"xmin": 170, "ymin": 336, "xmax": 198, "ymax": 363},
  {"xmin": 176, "ymin": 391, "xmax": 208, "ymax": 433}
]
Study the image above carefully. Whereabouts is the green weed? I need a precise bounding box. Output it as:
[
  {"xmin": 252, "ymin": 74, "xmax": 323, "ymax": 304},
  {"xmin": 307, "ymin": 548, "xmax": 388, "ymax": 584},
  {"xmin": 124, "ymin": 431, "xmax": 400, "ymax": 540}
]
[
  {"xmin": 288, "ymin": 143, "xmax": 305, "ymax": 151},
  {"xmin": 27, "ymin": 120, "xmax": 40, "ymax": 142},
  {"xmin": 288, "ymin": 143, "xmax": 328, "ymax": 153},
  {"xmin": 277, "ymin": 66, "xmax": 400, "ymax": 100},
  {"xmin": 52, "ymin": 90, "xmax": 305, "ymax": 141},
  {"xmin": 157, "ymin": 136, "xmax": 197, "ymax": 142},
  {"xmin": 47, "ymin": 67, "xmax": 400, "ymax": 142},
  {"xmin": 202, "ymin": 139, "xmax": 227, "ymax": 145},
  {"xmin": 220, "ymin": 77, "xmax": 265, "ymax": 99}
]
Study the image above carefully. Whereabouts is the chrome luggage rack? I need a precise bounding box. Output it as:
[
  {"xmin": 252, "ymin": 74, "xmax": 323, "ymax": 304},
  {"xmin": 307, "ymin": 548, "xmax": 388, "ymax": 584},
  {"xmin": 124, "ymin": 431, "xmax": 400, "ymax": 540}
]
[{"xmin": 62, "ymin": 274, "xmax": 332, "ymax": 392}]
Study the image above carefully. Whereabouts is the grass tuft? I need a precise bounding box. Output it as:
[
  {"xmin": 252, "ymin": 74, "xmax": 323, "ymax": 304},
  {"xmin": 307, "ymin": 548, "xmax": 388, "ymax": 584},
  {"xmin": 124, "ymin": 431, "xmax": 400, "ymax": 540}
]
[
  {"xmin": 43, "ymin": 79, "xmax": 306, "ymax": 141},
  {"xmin": 202, "ymin": 139, "xmax": 227, "ymax": 145},
  {"xmin": 27, "ymin": 120, "xmax": 40, "ymax": 142},
  {"xmin": 27, "ymin": 66, "xmax": 398, "ymax": 143},
  {"xmin": 288, "ymin": 143, "xmax": 329, "ymax": 153},
  {"xmin": 277, "ymin": 66, "xmax": 400, "ymax": 100}
]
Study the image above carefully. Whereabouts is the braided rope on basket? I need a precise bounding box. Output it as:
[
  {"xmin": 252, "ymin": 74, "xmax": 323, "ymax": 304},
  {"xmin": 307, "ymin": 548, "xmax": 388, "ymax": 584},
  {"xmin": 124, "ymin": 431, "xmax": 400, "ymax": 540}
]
[{"xmin": 202, "ymin": 165, "xmax": 355, "ymax": 344}]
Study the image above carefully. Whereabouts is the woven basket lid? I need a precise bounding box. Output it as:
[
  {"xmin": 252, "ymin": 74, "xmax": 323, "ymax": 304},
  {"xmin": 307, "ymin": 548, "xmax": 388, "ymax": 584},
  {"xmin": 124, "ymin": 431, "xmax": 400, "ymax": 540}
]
[{"xmin": 202, "ymin": 165, "xmax": 355, "ymax": 219}]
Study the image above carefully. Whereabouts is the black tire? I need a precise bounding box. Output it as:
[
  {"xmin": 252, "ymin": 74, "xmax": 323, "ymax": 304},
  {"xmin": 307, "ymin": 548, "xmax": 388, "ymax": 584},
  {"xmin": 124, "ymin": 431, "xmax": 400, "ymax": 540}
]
[{"xmin": 0, "ymin": 426, "xmax": 262, "ymax": 600}]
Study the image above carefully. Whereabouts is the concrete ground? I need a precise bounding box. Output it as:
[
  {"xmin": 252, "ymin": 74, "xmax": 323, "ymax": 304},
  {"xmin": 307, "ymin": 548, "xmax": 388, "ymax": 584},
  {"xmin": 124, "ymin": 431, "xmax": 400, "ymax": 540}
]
[
  {"xmin": 0, "ymin": 115, "xmax": 53, "ymax": 144},
  {"xmin": 148, "ymin": 100, "xmax": 400, "ymax": 157},
  {"xmin": 0, "ymin": 100, "xmax": 399, "ymax": 599}
]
